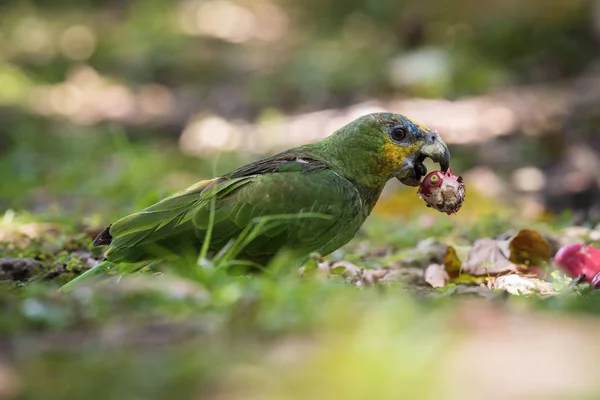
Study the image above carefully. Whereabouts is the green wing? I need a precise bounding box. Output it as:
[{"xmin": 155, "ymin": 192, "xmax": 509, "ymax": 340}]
[
  {"xmin": 100, "ymin": 157, "xmax": 364, "ymax": 264},
  {"xmin": 194, "ymin": 167, "xmax": 364, "ymax": 261},
  {"xmin": 103, "ymin": 177, "xmax": 253, "ymax": 262}
]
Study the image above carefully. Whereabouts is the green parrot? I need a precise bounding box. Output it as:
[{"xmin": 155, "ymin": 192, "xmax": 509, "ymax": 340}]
[{"xmin": 60, "ymin": 112, "xmax": 450, "ymax": 291}]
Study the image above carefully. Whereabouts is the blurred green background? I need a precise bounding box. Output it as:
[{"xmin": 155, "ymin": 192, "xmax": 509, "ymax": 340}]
[{"xmin": 1, "ymin": 0, "xmax": 599, "ymax": 223}]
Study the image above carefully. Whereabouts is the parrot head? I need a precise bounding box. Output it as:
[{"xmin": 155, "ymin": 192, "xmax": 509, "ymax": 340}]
[{"xmin": 326, "ymin": 112, "xmax": 450, "ymax": 188}]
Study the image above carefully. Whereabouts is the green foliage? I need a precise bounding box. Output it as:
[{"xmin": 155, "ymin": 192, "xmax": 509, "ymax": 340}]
[
  {"xmin": 0, "ymin": 126, "xmax": 244, "ymax": 220},
  {"xmin": 0, "ymin": 0, "xmax": 593, "ymax": 114}
]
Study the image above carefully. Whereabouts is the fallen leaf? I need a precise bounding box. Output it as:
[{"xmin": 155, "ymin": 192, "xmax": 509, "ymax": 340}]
[
  {"xmin": 462, "ymin": 238, "xmax": 519, "ymax": 276},
  {"xmin": 379, "ymin": 268, "xmax": 424, "ymax": 284},
  {"xmin": 490, "ymin": 274, "xmax": 558, "ymax": 296},
  {"xmin": 554, "ymin": 244, "xmax": 600, "ymax": 282},
  {"xmin": 381, "ymin": 238, "xmax": 447, "ymax": 269},
  {"xmin": 508, "ymin": 229, "xmax": 551, "ymax": 266},
  {"xmin": 355, "ymin": 269, "xmax": 388, "ymax": 286},
  {"xmin": 444, "ymin": 246, "xmax": 463, "ymax": 276},
  {"xmin": 424, "ymin": 264, "xmax": 450, "ymax": 288}
]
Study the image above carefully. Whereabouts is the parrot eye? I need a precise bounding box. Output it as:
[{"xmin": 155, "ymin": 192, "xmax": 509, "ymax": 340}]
[
  {"xmin": 390, "ymin": 127, "xmax": 407, "ymax": 142},
  {"xmin": 430, "ymin": 175, "xmax": 440, "ymax": 184}
]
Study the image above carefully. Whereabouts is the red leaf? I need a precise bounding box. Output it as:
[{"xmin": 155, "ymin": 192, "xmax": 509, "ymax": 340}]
[{"xmin": 554, "ymin": 244, "xmax": 600, "ymax": 282}]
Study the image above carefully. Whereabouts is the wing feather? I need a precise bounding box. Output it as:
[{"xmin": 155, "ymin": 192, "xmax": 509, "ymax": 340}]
[
  {"xmin": 99, "ymin": 156, "xmax": 363, "ymax": 264},
  {"xmin": 103, "ymin": 177, "xmax": 253, "ymax": 262}
]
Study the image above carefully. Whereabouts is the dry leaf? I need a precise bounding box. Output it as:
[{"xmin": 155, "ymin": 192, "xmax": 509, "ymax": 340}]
[
  {"xmin": 490, "ymin": 274, "xmax": 558, "ymax": 296},
  {"xmin": 379, "ymin": 268, "xmax": 424, "ymax": 284},
  {"xmin": 357, "ymin": 269, "xmax": 388, "ymax": 286},
  {"xmin": 384, "ymin": 238, "xmax": 447, "ymax": 269},
  {"xmin": 509, "ymin": 229, "xmax": 551, "ymax": 266},
  {"xmin": 444, "ymin": 246, "xmax": 463, "ymax": 276},
  {"xmin": 462, "ymin": 238, "xmax": 519, "ymax": 276},
  {"xmin": 424, "ymin": 264, "xmax": 450, "ymax": 288}
]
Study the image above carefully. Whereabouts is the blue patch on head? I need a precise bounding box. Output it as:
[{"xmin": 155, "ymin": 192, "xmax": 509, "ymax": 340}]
[
  {"xmin": 405, "ymin": 119, "xmax": 425, "ymax": 138},
  {"xmin": 371, "ymin": 112, "xmax": 430, "ymax": 139}
]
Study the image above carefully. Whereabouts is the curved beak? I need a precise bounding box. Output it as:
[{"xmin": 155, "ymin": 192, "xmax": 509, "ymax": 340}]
[{"xmin": 395, "ymin": 133, "xmax": 450, "ymax": 187}]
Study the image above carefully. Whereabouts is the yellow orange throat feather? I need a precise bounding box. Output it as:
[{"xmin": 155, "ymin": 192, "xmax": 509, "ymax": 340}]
[{"xmin": 378, "ymin": 142, "xmax": 422, "ymax": 176}]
